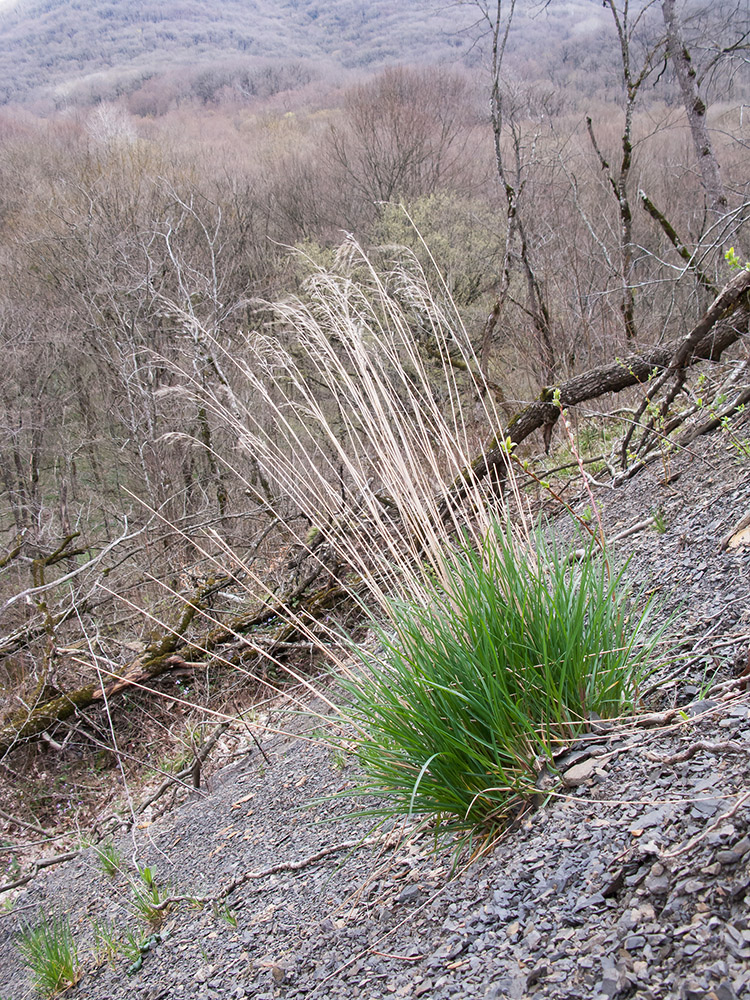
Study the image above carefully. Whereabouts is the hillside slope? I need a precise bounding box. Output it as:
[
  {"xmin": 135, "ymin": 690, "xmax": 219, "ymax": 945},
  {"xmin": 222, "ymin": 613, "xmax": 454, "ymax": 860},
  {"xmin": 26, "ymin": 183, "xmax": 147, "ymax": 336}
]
[{"xmin": 1, "ymin": 430, "xmax": 749, "ymax": 1000}]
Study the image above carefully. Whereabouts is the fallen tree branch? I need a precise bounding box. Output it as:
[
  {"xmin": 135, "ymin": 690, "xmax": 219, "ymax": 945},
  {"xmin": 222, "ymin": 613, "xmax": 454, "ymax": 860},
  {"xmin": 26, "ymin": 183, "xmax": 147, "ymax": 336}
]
[
  {"xmin": 136, "ymin": 718, "xmax": 232, "ymax": 810},
  {"xmin": 680, "ymin": 385, "xmax": 750, "ymax": 449},
  {"xmin": 0, "ymin": 578, "xmax": 351, "ymax": 758},
  {"xmin": 622, "ymin": 268, "xmax": 750, "ymax": 463},
  {"xmin": 444, "ymin": 279, "xmax": 749, "ymax": 509},
  {"xmin": 662, "ymin": 789, "xmax": 750, "ymax": 861},
  {"xmin": 0, "ymin": 807, "xmax": 50, "ymax": 837},
  {"xmin": 0, "ymin": 850, "xmax": 80, "ymax": 894},
  {"xmin": 613, "ymin": 383, "xmax": 750, "ymax": 485},
  {"xmin": 720, "ymin": 510, "xmax": 750, "ymax": 552},
  {"xmin": 568, "ymin": 517, "xmax": 656, "ymax": 561}
]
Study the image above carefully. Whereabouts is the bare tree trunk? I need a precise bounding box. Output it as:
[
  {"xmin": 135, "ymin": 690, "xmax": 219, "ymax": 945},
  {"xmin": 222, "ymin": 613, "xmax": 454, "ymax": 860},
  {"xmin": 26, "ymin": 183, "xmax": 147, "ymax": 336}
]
[
  {"xmin": 480, "ymin": 0, "xmax": 557, "ymax": 383},
  {"xmin": 593, "ymin": 0, "xmax": 660, "ymax": 341},
  {"xmin": 662, "ymin": 0, "xmax": 728, "ymax": 214}
]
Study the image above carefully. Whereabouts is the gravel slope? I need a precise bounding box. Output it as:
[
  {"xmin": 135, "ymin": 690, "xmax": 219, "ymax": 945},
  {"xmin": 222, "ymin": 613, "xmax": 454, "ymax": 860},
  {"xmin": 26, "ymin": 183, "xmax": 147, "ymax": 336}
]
[{"xmin": 1, "ymin": 432, "xmax": 749, "ymax": 1000}]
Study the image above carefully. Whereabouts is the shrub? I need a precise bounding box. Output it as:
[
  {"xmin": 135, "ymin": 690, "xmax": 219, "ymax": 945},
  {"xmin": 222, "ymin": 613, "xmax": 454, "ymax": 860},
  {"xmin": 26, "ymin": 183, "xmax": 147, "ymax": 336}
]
[{"xmin": 343, "ymin": 520, "xmax": 664, "ymax": 839}]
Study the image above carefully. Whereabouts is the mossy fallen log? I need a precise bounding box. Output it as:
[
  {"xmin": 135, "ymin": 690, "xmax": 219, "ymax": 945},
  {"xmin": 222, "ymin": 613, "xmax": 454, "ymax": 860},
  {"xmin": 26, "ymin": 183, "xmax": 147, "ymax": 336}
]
[
  {"xmin": 0, "ymin": 579, "xmax": 351, "ymax": 757},
  {"xmin": 0, "ymin": 685, "xmax": 98, "ymax": 756}
]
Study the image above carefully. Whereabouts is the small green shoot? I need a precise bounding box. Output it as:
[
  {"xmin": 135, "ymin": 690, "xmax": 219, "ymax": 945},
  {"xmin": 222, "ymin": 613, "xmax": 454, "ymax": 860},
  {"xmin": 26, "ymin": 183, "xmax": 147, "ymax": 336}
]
[
  {"xmin": 130, "ymin": 867, "xmax": 170, "ymax": 927},
  {"xmin": 212, "ymin": 900, "xmax": 238, "ymax": 927},
  {"xmin": 91, "ymin": 918, "xmax": 120, "ymax": 968},
  {"xmin": 94, "ymin": 839, "xmax": 122, "ymax": 878},
  {"xmin": 121, "ymin": 926, "xmax": 144, "ymax": 963},
  {"xmin": 725, "ymin": 246, "xmax": 750, "ymax": 271},
  {"xmin": 138, "ymin": 866, "xmax": 154, "ymax": 888},
  {"xmin": 651, "ymin": 509, "xmax": 667, "ymax": 534}
]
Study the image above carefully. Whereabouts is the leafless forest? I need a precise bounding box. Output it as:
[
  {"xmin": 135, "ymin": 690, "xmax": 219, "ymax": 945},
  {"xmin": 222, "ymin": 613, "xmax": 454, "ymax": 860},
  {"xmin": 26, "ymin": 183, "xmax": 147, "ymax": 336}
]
[{"xmin": 0, "ymin": 0, "xmax": 749, "ymax": 881}]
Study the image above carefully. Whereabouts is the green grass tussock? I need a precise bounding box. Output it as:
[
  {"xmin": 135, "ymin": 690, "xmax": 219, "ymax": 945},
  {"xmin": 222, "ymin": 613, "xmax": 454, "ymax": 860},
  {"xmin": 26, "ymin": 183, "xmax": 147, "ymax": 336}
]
[
  {"xmin": 17, "ymin": 915, "xmax": 81, "ymax": 997},
  {"xmin": 343, "ymin": 520, "xmax": 664, "ymax": 839},
  {"xmin": 164, "ymin": 239, "xmax": 673, "ymax": 849}
]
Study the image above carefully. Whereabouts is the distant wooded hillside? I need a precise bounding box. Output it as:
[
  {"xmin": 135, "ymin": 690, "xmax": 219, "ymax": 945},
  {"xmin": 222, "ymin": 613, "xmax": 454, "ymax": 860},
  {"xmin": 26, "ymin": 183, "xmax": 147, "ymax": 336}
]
[
  {"xmin": 0, "ymin": 0, "xmax": 619, "ymax": 107},
  {"xmin": 0, "ymin": 0, "xmax": 479, "ymax": 104}
]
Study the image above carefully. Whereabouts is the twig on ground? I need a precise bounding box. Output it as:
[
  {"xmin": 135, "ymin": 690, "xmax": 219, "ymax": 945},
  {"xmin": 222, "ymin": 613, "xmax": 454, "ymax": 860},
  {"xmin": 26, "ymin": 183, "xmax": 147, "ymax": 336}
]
[
  {"xmin": 0, "ymin": 900, "xmax": 38, "ymax": 918},
  {"xmin": 633, "ymin": 708, "xmax": 683, "ymax": 727},
  {"xmin": 0, "ymin": 851, "xmax": 80, "ymax": 893},
  {"xmin": 0, "ymin": 807, "xmax": 50, "ymax": 837},
  {"xmin": 150, "ymin": 835, "xmax": 389, "ymax": 911},
  {"xmin": 568, "ymin": 517, "xmax": 656, "ymax": 561},
  {"xmin": 371, "ymin": 950, "xmax": 424, "ymax": 962},
  {"xmin": 645, "ymin": 741, "xmax": 750, "ymax": 765},
  {"xmin": 662, "ymin": 790, "xmax": 750, "ymax": 860},
  {"xmin": 135, "ymin": 719, "xmax": 230, "ymax": 815}
]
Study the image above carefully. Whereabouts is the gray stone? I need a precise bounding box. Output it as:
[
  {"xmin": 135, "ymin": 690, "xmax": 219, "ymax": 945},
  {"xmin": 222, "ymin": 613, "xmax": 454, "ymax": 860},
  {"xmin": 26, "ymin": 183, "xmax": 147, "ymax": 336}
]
[
  {"xmin": 625, "ymin": 935, "xmax": 646, "ymax": 950},
  {"xmin": 398, "ymin": 884, "xmax": 422, "ymax": 903},
  {"xmin": 714, "ymin": 983, "xmax": 739, "ymax": 1000},
  {"xmin": 686, "ymin": 700, "xmax": 718, "ymax": 717},
  {"xmin": 682, "ymin": 986, "xmax": 707, "ymax": 1000},
  {"xmin": 717, "ymin": 848, "xmax": 746, "ymax": 865},
  {"xmin": 645, "ymin": 871, "xmax": 670, "ymax": 895},
  {"xmin": 629, "ymin": 807, "xmax": 673, "ymax": 832},
  {"xmin": 562, "ymin": 758, "xmax": 598, "ymax": 786},
  {"xmin": 682, "ymin": 878, "xmax": 706, "ymax": 894},
  {"xmin": 692, "ymin": 798, "xmax": 721, "ymax": 817},
  {"xmin": 599, "ymin": 973, "xmax": 620, "ymax": 998},
  {"xmin": 574, "ymin": 892, "xmax": 606, "ymax": 912}
]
